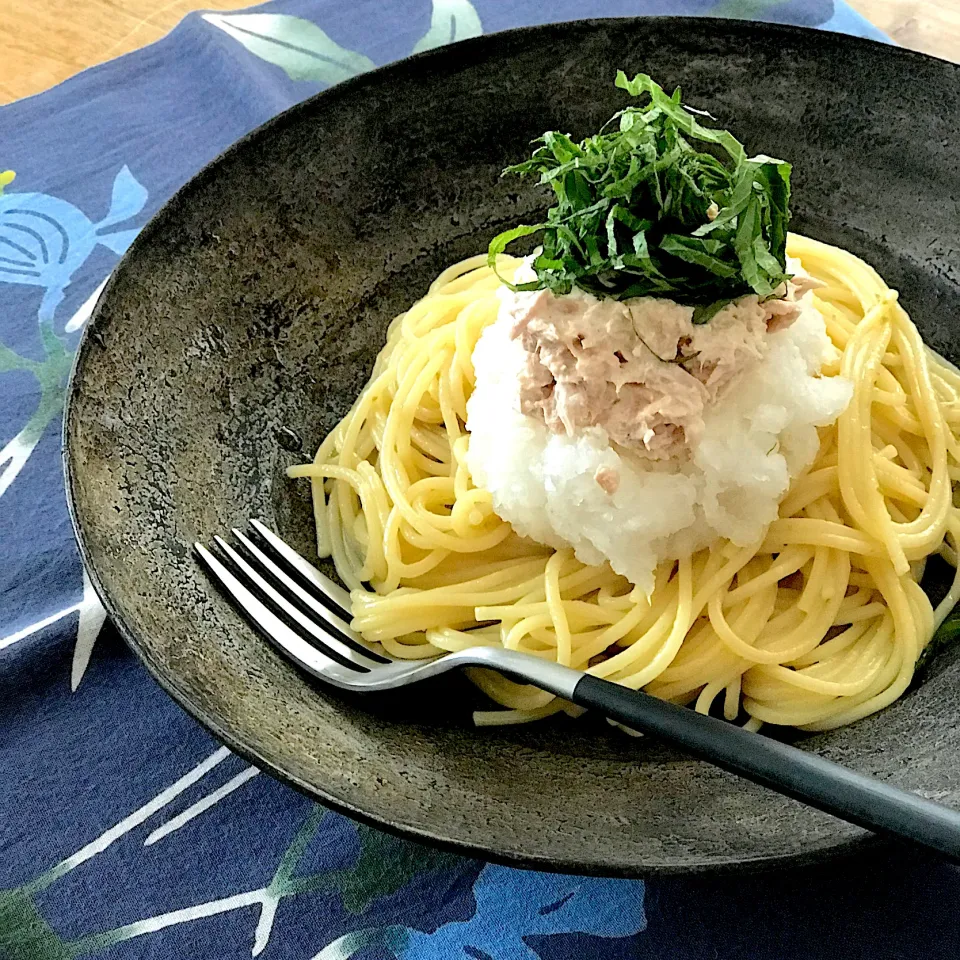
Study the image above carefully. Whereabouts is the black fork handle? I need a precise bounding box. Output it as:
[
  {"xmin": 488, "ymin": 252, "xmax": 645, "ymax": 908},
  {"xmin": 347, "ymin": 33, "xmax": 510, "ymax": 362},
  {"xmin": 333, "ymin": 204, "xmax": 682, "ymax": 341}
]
[{"xmin": 571, "ymin": 674, "xmax": 960, "ymax": 863}]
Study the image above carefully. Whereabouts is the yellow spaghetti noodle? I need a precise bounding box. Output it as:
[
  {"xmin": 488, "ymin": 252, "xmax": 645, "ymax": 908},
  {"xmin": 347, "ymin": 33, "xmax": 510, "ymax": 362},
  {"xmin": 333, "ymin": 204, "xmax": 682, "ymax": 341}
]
[{"xmin": 289, "ymin": 235, "xmax": 960, "ymax": 731}]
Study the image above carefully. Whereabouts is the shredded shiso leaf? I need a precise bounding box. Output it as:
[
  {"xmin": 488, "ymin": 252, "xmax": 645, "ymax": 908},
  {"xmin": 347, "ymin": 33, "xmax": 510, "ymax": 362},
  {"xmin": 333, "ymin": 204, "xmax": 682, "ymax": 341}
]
[{"xmin": 489, "ymin": 72, "xmax": 792, "ymax": 322}]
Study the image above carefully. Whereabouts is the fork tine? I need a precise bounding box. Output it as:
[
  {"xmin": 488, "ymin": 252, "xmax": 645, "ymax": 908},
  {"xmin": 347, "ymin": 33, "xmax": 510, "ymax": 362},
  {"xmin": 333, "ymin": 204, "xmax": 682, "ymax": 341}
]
[
  {"xmin": 195, "ymin": 542, "xmax": 356, "ymax": 681},
  {"xmin": 249, "ymin": 519, "xmax": 352, "ymax": 614},
  {"xmin": 212, "ymin": 537, "xmax": 380, "ymax": 671},
  {"xmin": 232, "ymin": 528, "xmax": 389, "ymax": 664}
]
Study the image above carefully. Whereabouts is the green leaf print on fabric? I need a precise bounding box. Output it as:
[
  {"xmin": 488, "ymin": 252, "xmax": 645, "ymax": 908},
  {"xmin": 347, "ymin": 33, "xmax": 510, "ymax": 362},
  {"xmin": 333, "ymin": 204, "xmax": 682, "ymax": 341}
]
[
  {"xmin": 202, "ymin": 14, "xmax": 377, "ymax": 85},
  {"xmin": 0, "ymin": 889, "xmax": 72, "ymax": 960},
  {"xmin": 0, "ymin": 325, "xmax": 73, "ymax": 499},
  {"xmin": 412, "ymin": 0, "xmax": 483, "ymax": 54},
  {"xmin": 291, "ymin": 822, "xmax": 462, "ymax": 914},
  {"xmin": 710, "ymin": 0, "xmax": 788, "ymax": 17}
]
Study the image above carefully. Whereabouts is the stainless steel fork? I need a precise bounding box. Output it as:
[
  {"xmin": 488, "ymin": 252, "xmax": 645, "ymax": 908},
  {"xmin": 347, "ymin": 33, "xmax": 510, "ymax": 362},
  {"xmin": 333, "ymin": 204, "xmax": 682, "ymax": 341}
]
[{"xmin": 197, "ymin": 520, "xmax": 960, "ymax": 863}]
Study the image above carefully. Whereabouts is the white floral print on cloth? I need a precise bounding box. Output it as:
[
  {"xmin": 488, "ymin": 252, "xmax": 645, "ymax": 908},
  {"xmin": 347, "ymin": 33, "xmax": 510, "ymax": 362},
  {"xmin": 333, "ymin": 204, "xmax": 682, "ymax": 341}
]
[{"xmin": 0, "ymin": 741, "xmax": 645, "ymax": 958}]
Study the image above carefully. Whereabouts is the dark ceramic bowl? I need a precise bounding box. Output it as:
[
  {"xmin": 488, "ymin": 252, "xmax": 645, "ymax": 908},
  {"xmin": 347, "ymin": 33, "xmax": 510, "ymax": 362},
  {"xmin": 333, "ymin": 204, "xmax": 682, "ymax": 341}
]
[{"xmin": 65, "ymin": 18, "xmax": 960, "ymax": 876}]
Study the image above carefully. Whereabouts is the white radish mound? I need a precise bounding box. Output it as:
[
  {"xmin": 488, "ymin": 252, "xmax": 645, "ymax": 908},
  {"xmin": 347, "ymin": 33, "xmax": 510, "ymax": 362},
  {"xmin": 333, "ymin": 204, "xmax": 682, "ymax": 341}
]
[{"xmin": 465, "ymin": 294, "xmax": 853, "ymax": 594}]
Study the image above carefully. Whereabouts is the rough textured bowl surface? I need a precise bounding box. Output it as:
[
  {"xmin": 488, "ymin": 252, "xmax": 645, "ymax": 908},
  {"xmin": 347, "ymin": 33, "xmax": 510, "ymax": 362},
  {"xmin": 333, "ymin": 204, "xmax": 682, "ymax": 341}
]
[{"xmin": 66, "ymin": 18, "xmax": 960, "ymax": 876}]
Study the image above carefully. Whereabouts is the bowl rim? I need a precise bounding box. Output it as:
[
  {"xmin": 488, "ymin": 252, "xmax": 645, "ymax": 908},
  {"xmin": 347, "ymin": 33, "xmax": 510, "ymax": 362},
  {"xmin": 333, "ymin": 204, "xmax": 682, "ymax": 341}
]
[{"xmin": 63, "ymin": 15, "xmax": 958, "ymax": 877}]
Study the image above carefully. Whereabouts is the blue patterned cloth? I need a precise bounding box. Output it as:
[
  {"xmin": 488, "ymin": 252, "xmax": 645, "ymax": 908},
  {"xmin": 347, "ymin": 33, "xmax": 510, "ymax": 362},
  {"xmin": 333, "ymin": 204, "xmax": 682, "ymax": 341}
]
[{"xmin": 5, "ymin": 2, "xmax": 959, "ymax": 958}]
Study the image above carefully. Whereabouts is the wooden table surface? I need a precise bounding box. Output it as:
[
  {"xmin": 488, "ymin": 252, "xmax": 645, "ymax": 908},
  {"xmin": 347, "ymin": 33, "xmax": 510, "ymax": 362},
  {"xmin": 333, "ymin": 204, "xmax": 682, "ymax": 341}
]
[{"xmin": 2, "ymin": 0, "xmax": 958, "ymax": 104}]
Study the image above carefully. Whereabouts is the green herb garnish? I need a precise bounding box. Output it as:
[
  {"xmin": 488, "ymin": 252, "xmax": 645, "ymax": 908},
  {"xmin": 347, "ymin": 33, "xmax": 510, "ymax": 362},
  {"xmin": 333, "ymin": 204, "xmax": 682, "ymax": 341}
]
[
  {"xmin": 488, "ymin": 72, "xmax": 792, "ymax": 316},
  {"xmin": 917, "ymin": 606, "xmax": 960, "ymax": 675}
]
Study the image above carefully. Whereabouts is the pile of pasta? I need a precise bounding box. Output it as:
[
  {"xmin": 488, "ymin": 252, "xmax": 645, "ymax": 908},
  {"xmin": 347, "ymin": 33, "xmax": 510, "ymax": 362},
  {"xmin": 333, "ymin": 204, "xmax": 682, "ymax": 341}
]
[{"xmin": 290, "ymin": 235, "xmax": 960, "ymax": 731}]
